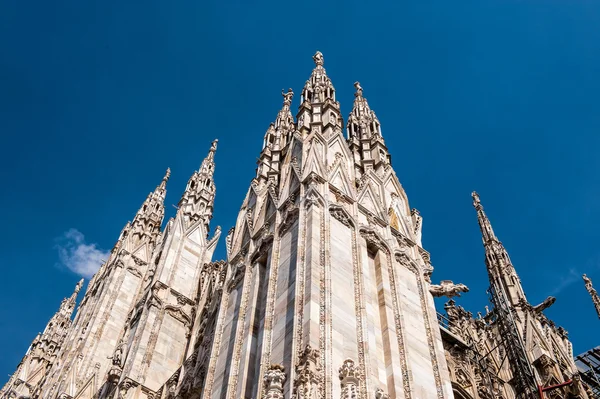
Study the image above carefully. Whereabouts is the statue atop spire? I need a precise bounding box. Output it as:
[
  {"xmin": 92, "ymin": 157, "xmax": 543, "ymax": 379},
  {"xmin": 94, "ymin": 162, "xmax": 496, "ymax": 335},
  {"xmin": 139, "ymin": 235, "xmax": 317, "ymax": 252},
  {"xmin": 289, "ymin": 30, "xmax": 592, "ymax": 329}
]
[
  {"xmin": 471, "ymin": 191, "xmax": 497, "ymax": 244},
  {"xmin": 301, "ymin": 51, "xmax": 336, "ymax": 105},
  {"xmin": 282, "ymin": 88, "xmax": 293, "ymax": 106},
  {"xmin": 354, "ymin": 81, "xmax": 363, "ymax": 97},
  {"xmin": 313, "ymin": 51, "xmax": 324, "ymax": 66},
  {"xmin": 157, "ymin": 167, "xmax": 171, "ymax": 193},
  {"xmin": 59, "ymin": 278, "xmax": 85, "ymax": 317},
  {"xmin": 472, "ymin": 191, "xmax": 481, "ymax": 206},
  {"xmin": 208, "ymin": 139, "xmax": 218, "ymax": 160},
  {"xmin": 583, "ymin": 274, "xmax": 600, "ymax": 319}
]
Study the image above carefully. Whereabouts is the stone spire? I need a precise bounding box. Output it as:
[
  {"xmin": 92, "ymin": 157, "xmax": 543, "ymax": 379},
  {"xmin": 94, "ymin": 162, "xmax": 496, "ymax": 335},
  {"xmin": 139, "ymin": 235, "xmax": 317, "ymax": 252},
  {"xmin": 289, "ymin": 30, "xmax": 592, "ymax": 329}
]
[
  {"xmin": 57, "ymin": 278, "xmax": 84, "ymax": 319},
  {"xmin": 347, "ymin": 81, "xmax": 382, "ymax": 139},
  {"xmin": 583, "ymin": 274, "xmax": 600, "ymax": 319},
  {"xmin": 347, "ymin": 82, "xmax": 390, "ymax": 175},
  {"xmin": 130, "ymin": 168, "xmax": 170, "ymax": 245},
  {"xmin": 300, "ymin": 51, "xmax": 336, "ymax": 105},
  {"xmin": 472, "ymin": 191, "xmax": 528, "ymax": 306},
  {"xmin": 258, "ymin": 89, "xmax": 295, "ymax": 184},
  {"xmin": 297, "ymin": 51, "xmax": 343, "ymax": 140},
  {"xmin": 0, "ymin": 281, "xmax": 85, "ymax": 399},
  {"xmin": 179, "ymin": 140, "xmax": 218, "ymax": 232}
]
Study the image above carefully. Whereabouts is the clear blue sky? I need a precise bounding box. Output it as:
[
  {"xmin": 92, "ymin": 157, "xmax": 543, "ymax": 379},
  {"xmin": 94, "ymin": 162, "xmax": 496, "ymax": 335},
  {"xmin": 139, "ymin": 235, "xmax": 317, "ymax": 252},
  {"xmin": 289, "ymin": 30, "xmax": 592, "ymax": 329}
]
[{"xmin": 1, "ymin": 0, "xmax": 599, "ymax": 386}]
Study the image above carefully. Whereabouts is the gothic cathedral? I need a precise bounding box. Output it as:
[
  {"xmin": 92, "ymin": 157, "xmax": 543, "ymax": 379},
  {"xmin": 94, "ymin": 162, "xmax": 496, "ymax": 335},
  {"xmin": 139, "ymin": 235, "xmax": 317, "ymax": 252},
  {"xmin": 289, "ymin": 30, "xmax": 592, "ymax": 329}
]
[{"xmin": 1, "ymin": 52, "xmax": 591, "ymax": 399}]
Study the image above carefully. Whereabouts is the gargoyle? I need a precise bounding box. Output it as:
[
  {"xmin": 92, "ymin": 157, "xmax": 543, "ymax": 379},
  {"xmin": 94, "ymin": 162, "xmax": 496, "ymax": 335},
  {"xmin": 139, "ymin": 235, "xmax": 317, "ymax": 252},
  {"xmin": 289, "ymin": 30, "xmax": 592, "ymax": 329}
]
[
  {"xmin": 532, "ymin": 296, "xmax": 556, "ymax": 313},
  {"xmin": 429, "ymin": 280, "xmax": 469, "ymax": 298}
]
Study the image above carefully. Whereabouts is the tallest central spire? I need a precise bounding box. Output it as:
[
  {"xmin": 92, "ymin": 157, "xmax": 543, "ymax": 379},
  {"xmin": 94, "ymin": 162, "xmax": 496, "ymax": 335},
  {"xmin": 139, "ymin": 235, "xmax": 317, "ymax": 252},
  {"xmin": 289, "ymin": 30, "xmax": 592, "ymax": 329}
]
[{"xmin": 301, "ymin": 51, "xmax": 336, "ymax": 105}]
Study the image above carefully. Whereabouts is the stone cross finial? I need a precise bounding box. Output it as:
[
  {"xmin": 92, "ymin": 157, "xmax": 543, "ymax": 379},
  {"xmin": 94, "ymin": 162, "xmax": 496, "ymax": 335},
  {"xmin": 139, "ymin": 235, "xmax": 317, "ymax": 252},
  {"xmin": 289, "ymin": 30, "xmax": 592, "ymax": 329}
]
[
  {"xmin": 583, "ymin": 274, "xmax": 600, "ymax": 319},
  {"xmin": 313, "ymin": 51, "xmax": 324, "ymax": 66}
]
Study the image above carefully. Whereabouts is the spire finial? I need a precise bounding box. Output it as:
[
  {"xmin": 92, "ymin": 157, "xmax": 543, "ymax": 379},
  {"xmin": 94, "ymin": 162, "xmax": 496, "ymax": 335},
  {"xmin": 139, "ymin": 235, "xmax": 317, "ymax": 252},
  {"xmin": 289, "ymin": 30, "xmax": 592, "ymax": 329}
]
[
  {"xmin": 472, "ymin": 191, "xmax": 481, "ymax": 207},
  {"xmin": 313, "ymin": 51, "xmax": 324, "ymax": 66},
  {"xmin": 75, "ymin": 278, "xmax": 84, "ymax": 294},
  {"xmin": 156, "ymin": 167, "xmax": 170, "ymax": 192},
  {"xmin": 208, "ymin": 139, "xmax": 218, "ymax": 160},
  {"xmin": 354, "ymin": 81, "xmax": 363, "ymax": 97},
  {"xmin": 583, "ymin": 274, "xmax": 600, "ymax": 319},
  {"xmin": 282, "ymin": 88, "xmax": 294, "ymax": 106},
  {"xmin": 471, "ymin": 191, "xmax": 497, "ymax": 243}
]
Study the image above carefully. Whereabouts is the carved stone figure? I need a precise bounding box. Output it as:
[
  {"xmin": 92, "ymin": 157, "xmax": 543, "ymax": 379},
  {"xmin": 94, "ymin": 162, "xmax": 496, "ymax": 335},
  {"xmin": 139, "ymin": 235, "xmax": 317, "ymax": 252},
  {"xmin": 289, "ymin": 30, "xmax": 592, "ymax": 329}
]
[
  {"xmin": 430, "ymin": 280, "xmax": 469, "ymax": 298},
  {"xmin": 109, "ymin": 340, "xmax": 125, "ymax": 368},
  {"xmin": 263, "ymin": 364, "xmax": 286, "ymax": 399},
  {"xmin": 339, "ymin": 359, "xmax": 360, "ymax": 398}
]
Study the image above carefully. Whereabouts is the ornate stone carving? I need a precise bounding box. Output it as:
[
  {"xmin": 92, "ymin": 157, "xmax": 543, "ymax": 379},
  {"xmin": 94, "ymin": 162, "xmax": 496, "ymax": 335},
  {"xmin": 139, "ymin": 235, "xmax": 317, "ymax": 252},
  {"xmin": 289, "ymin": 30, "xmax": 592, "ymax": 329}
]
[
  {"xmin": 339, "ymin": 359, "xmax": 360, "ymax": 398},
  {"xmin": 374, "ymin": 388, "xmax": 390, "ymax": 399},
  {"xmin": 108, "ymin": 339, "xmax": 125, "ymax": 369},
  {"xmin": 227, "ymin": 263, "xmax": 246, "ymax": 292},
  {"xmin": 429, "ymin": 280, "xmax": 469, "ymax": 298},
  {"xmin": 292, "ymin": 345, "xmax": 323, "ymax": 399},
  {"xmin": 263, "ymin": 364, "xmax": 286, "ymax": 399},
  {"xmin": 280, "ymin": 205, "xmax": 299, "ymax": 235},
  {"xmin": 329, "ymin": 204, "xmax": 354, "ymax": 228},
  {"xmin": 359, "ymin": 226, "xmax": 389, "ymax": 254}
]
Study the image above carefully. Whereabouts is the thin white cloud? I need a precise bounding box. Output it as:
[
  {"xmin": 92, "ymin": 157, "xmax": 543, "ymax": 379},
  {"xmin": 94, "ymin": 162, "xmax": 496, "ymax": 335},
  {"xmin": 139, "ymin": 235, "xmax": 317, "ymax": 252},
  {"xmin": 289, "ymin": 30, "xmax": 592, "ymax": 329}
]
[
  {"xmin": 548, "ymin": 267, "xmax": 581, "ymax": 296},
  {"xmin": 55, "ymin": 229, "xmax": 109, "ymax": 279}
]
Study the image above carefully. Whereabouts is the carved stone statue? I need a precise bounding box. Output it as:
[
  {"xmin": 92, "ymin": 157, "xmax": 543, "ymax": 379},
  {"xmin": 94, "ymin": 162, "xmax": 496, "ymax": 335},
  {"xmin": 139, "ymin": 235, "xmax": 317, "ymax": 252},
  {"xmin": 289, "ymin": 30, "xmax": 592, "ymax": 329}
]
[
  {"xmin": 430, "ymin": 280, "xmax": 469, "ymax": 298},
  {"xmin": 583, "ymin": 273, "xmax": 600, "ymax": 319},
  {"xmin": 109, "ymin": 340, "xmax": 125, "ymax": 368},
  {"xmin": 313, "ymin": 51, "xmax": 324, "ymax": 66},
  {"xmin": 583, "ymin": 274, "xmax": 593, "ymax": 292},
  {"xmin": 282, "ymin": 88, "xmax": 294, "ymax": 106},
  {"xmin": 375, "ymin": 387, "xmax": 390, "ymax": 399},
  {"xmin": 339, "ymin": 358, "xmax": 360, "ymax": 398},
  {"xmin": 354, "ymin": 81, "xmax": 363, "ymax": 97},
  {"xmin": 263, "ymin": 364, "xmax": 286, "ymax": 399}
]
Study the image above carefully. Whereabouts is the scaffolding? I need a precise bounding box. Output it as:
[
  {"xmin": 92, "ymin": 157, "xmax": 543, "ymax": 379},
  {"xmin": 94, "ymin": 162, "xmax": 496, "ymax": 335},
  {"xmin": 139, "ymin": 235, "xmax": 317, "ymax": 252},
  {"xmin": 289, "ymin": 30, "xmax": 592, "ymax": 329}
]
[
  {"xmin": 487, "ymin": 283, "xmax": 539, "ymax": 399},
  {"xmin": 576, "ymin": 347, "xmax": 600, "ymax": 398}
]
